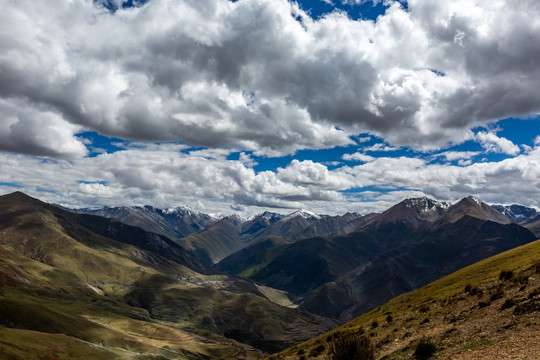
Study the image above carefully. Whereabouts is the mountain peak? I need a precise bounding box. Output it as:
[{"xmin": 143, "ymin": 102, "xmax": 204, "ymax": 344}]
[
  {"xmin": 163, "ymin": 205, "xmax": 200, "ymax": 216},
  {"xmin": 284, "ymin": 209, "xmax": 322, "ymax": 220},
  {"xmin": 372, "ymin": 196, "xmax": 450, "ymax": 228},
  {"xmin": 402, "ymin": 197, "xmax": 450, "ymax": 212},
  {"xmin": 248, "ymin": 211, "xmax": 284, "ymax": 221},
  {"xmin": 442, "ymin": 196, "xmax": 511, "ymax": 224}
]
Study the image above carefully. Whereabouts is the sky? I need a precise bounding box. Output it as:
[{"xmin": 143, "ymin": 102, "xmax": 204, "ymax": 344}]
[{"xmin": 1, "ymin": 0, "xmax": 540, "ymax": 216}]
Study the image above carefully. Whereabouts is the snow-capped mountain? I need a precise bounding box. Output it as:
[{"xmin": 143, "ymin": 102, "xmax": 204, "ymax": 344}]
[
  {"xmin": 491, "ymin": 204, "xmax": 539, "ymax": 224},
  {"xmin": 69, "ymin": 204, "xmax": 217, "ymax": 239},
  {"xmin": 282, "ymin": 209, "xmax": 324, "ymax": 221}
]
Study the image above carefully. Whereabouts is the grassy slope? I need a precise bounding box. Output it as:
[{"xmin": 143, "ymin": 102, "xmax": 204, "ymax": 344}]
[
  {"xmin": 178, "ymin": 218, "xmax": 245, "ymax": 264},
  {"xmin": 269, "ymin": 237, "xmax": 540, "ymax": 359},
  {"xmin": 0, "ymin": 232, "xmax": 262, "ymax": 359}
]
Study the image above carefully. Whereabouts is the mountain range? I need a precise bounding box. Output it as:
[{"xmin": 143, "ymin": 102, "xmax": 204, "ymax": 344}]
[
  {"xmin": 61, "ymin": 196, "xmax": 540, "ymax": 321},
  {"xmin": 217, "ymin": 196, "xmax": 537, "ymax": 320},
  {"xmin": 1, "ymin": 191, "xmax": 539, "ymax": 359}
]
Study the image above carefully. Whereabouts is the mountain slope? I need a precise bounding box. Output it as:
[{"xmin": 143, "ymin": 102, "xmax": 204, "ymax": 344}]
[
  {"xmin": 177, "ymin": 215, "xmax": 247, "ymax": 264},
  {"xmin": 178, "ymin": 210, "xmax": 331, "ymax": 264},
  {"xmin": 292, "ymin": 212, "xmax": 365, "ymax": 241},
  {"xmin": 0, "ymin": 192, "xmax": 337, "ymax": 357},
  {"xmin": 270, "ymin": 238, "xmax": 540, "ymax": 359},
  {"xmin": 215, "ymin": 235, "xmax": 293, "ymax": 277},
  {"xmin": 525, "ymin": 214, "xmax": 540, "ymax": 237}
]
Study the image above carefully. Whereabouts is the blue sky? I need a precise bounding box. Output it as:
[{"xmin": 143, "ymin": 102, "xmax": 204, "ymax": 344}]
[{"xmin": 1, "ymin": 0, "xmax": 540, "ymax": 215}]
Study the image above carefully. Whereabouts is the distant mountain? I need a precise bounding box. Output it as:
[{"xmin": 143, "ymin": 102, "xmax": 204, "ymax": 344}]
[
  {"xmin": 69, "ymin": 205, "xmax": 338, "ymax": 264},
  {"xmin": 70, "ymin": 204, "xmax": 217, "ymax": 240},
  {"xmin": 240, "ymin": 211, "xmax": 285, "ymax": 236},
  {"xmin": 292, "ymin": 212, "xmax": 365, "ymax": 240},
  {"xmin": 439, "ymin": 196, "xmax": 511, "ymax": 224},
  {"xmin": 177, "ymin": 215, "xmax": 247, "ymax": 264},
  {"xmin": 252, "ymin": 209, "xmax": 327, "ymax": 239},
  {"xmin": 0, "ymin": 192, "xmax": 337, "ymax": 357},
  {"xmin": 366, "ymin": 196, "xmax": 450, "ymax": 228},
  {"xmin": 219, "ymin": 196, "xmax": 537, "ymax": 321},
  {"xmin": 525, "ymin": 214, "xmax": 540, "ymax": 237},
  {"xmin": 492, "ymin": 204, "xmax": 539, "ymax": 224},
  {"xmin": 175, "ymin": 209, "xmax": 335, "ymax": 264}
]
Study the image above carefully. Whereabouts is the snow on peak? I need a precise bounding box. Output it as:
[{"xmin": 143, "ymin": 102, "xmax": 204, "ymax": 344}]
[
  {"xmin": 466, "ymin": 196, "xmax": 483, "ymax": 206},
  {"xmin": 404, "ymin": 197, "xmax": 450, "ymax": 213},
  {"xmin": 284, "ymin": 209, "xmax": 322, "ymax": 220},
  {"xmin": 163, "ymin": 205, "xmax": 199, "ymax": 216},
  {"xmin": 248, "ymin": 211, "xmax": 284, "ymax": 221}
]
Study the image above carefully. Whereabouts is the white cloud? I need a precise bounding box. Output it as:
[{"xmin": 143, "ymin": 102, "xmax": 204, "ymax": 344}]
[
  {"xmin": 342, "ymin": 152, "xmax": 376, "ymax": 162},
  {"xmin": 356, "ymin": 136, "xmax": 372, "ymax": 143},
  {"xmin": 475, "ymin": 131, "xmax": 521, "ymax": 155},
  {"xmin": 78, "ymin": 182, "xmax": 113, "ymax": 197},
  {"xmin": 364, "ymin": 143, "xmax": 400, "ymax": 152},
  {"xmin": 2, "ymin": 141, "xmax": 540, "ymax": 215},
  {"xmin": 1, "ymin": 0, "xmax": 539, "ymax": 159},
  {"xmin": 277, "ymin": 160, "xmax": 352, "ymax": 189},
  {"xmin": 435, "ymin": 151, "xmax": 479, "ymax": 161}
]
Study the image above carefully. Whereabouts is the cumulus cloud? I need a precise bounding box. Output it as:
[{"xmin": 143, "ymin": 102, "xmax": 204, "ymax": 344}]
[
  {"xmin": 2, "ymin": 0, "xmax": 540, "ymax": 215},
  {"xmin": 434, "ymin": 151, "xmax": 479, "ymax": 161},
  {"xmin": 0, "ymin": 147, "xmax": 349, "ymax": 213},
  {"xmin": 337, "ymin": 145, "xmax": 540, "ymax": 209},
  {"xmin": 476, "ymin": 131, "xmax": 521, "ymax": 155},
  {"xmin": 364, "ymin": 143, "xmax": 400, "ymax": 152},
  {"xmin": 0, "ymin": 100, "xmax": 88, "ymax": 159},
  {"xmin": 1, "ymin": 0, "xmax": 539, "ymax": 159},
  {"xmin": 342, "ymin": 152, "xmax": 376, "ymax": 162}
]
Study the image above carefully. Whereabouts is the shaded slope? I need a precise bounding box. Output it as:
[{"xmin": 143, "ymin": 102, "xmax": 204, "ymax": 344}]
[
  {"xmin": 215, "ymin": 235, "xmax": 292, "ymax": 277},
  {"xmin": 177, "ymin": 216, "xmax": 246, "ymax": 264},
  {"xmin": 292, "ymin": 212, "xmax": 365, "ymax": 241},
  {"xmin": 250, "ymin": 234, "xmax": 381, "ymax": 297},
  {"xmin": 300, "ymin": 215, "xmax": 535, "ymax": 320},
  {"xmin": 525, "ymin": 214, "xmax": 540, "ymax": 237}
]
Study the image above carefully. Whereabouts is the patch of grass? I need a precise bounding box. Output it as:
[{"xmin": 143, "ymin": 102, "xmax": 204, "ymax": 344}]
[
  {"xmin": 499, "ymin": 270, "xmax": 514, "ymax": 281},
  {"xmin": 489, "ymin": 285, "xmax": 505, "ymax": 302},
  {"xmin": 329, "ymin": 331, "xmax": 374, "ymax": 360},
  {"xmin": 414, "ymin": 337, "xmax": 437, "ymax": 360}
]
